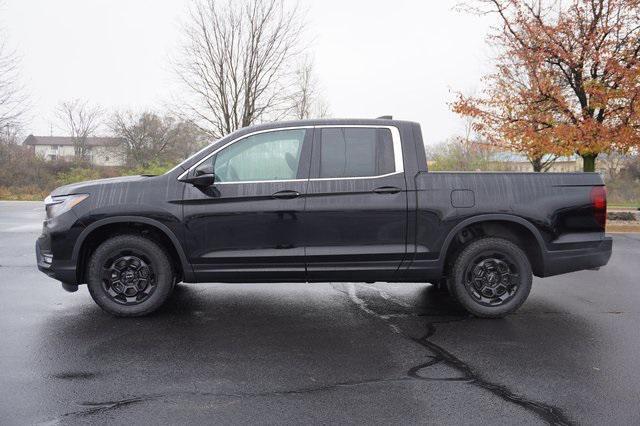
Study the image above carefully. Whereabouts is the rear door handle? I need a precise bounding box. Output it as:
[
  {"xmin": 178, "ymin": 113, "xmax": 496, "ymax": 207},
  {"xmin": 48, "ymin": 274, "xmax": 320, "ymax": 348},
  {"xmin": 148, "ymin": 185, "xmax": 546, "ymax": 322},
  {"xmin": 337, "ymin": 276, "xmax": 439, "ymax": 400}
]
[
  {"xmin": 272, "ymin": 190, "xmax": 300, "ymax": 199},
  {"xmin": 373, "ymin": 186, "xmax": 401, "ymax": 194}
]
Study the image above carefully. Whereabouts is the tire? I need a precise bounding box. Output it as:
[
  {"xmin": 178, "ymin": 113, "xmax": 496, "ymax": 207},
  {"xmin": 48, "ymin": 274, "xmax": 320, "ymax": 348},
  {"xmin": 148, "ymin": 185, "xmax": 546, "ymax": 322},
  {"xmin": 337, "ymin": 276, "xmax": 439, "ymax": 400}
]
[
  {"xmin": 86, "ymin": 234, "xmax": 175, "ymax": 317},
  {"xmin": 449, "ymin": 237, "xmax": 532, "ymax": 318}
]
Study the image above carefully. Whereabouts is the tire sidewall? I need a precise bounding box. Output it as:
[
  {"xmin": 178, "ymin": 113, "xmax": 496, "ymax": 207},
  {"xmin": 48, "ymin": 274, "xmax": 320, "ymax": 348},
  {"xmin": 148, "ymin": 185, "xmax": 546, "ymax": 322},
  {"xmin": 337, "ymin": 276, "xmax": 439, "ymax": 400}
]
[
  {"xmin": 451, "ymin": 237, "xmax": 532, "ymax": 318},
  {"xmin": 87, "ymin": 235, "xmax": 174, "ymax": 317}
]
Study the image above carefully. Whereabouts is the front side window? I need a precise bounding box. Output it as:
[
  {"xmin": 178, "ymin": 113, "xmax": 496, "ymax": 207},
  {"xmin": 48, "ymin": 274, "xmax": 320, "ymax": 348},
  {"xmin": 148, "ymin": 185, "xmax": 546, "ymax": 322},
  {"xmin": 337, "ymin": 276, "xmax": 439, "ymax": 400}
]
[
  {"xmin": 318, "ymin": 128, "xmax": 395, "ymax": 178},
  {"xmin": 197, "ymin": 129, "xmax": 306, "ymax": 183}
]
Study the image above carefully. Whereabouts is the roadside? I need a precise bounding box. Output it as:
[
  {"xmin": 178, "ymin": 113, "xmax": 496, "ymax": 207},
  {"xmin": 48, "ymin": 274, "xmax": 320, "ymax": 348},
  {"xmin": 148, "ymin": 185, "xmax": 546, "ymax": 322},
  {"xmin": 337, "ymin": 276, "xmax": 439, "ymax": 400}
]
[
  {"xmin": 608, "ymin": 207, "xmax": 640, "ymax": 233},
  {"xmin": 607, "ymin": 223, "xmax": 640, "ymax": 233},
  {"xmin": 0, "ymin": 142, "xmax": 172, "ymax": 202}
]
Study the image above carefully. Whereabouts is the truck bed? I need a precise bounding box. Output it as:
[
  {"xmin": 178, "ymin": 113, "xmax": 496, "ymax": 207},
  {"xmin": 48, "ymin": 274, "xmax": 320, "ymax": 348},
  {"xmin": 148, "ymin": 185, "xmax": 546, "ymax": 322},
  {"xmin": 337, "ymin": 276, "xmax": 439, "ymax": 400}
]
[{"xmin": 403, "ymin": 171, "xmax": 610, "ymax": 279}]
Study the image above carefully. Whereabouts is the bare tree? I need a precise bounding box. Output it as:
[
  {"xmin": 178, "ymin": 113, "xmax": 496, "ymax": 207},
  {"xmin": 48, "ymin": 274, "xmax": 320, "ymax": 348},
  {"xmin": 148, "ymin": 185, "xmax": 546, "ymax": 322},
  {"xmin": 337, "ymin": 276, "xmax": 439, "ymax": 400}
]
[
  {"xmin": 599, "ymin": 150, "xmax": 633, "ymax": 180},
  {"xmin": 0, "ymin": 121, "xmax": 20, "ymax": 145},
  {"xmin": 56, "ymin": 99, "xmax": 103, "ymax": 161},
  {"xmin": 171, "ymin": 119, "xmax": 210, "ymax": 159},
  {"xmin": 426, "ymin": 136, "xmax": 504, "ymax": 172},
  {"xmin": 289, "ymin": 57, "xmax": 329, "ymax": 119},
  {"xmin": 175, "ymin": 0, "xmax": 306, "ymax": 138},
  {"xmin": 0, "ymin": 41, "xmax": 27, "ymax": 138},
  {"xmin": 110, "ymin": 111, "xmax": 208, "ymax": 167}
]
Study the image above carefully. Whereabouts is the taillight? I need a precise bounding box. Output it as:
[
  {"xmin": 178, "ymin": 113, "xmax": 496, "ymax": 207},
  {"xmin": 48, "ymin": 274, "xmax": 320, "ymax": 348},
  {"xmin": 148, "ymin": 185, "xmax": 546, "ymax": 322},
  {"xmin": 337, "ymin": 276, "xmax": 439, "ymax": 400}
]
[{"xmin": 591, "ymin": 186, "xmax": 607, "ymax": 230}]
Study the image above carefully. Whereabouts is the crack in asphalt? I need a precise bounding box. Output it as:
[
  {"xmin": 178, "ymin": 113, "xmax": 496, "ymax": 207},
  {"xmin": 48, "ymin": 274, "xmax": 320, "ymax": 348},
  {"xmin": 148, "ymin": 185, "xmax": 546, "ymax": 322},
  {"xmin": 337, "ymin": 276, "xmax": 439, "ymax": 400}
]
[
  {"xmin": 333, "ymin": 282, "xmax": 574, "ymax": 426},
  {"xmin": 210, "ymin": 376, "xmax": 415, "ymax": 398},
  {"xmin": 43, "ymin": 377, "xmax": 418, "ymax": 423},
  {"xmin": 50, "ymin": 371, "xmax": 99, "ymax": 380},
  {"xmin": 45, "ymin": 282, "xmax": 573, "ymax": 425},
  {"xmin": 40, "ymin": 396, "xmax": 157, "ymax": 425},
  {"xmin": 410, "ymin": 322, "xmax": 572, "ymax": 425},
  {"xmin": 251, "ymin": 377, "xmax": 412, "ymax": 395}
]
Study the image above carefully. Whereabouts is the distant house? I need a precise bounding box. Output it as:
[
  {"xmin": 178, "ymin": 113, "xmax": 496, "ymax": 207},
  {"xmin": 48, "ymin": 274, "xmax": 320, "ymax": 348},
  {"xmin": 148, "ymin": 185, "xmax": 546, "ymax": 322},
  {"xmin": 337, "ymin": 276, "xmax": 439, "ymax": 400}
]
[
  {"xmin": 487, "ymin": 152, "xmax": 583, "ymax": 172},
  {"xmin": 22, "ymin": 135, "xmax": 126, "ymax": 166}
]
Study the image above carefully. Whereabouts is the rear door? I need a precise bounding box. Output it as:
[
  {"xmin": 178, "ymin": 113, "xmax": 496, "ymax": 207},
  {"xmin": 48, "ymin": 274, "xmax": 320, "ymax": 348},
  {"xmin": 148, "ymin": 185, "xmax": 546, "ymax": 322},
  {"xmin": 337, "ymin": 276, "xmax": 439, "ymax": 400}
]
[
  {"xmin": 181, "ymin": 127, "xmax": 312, "ymax": 282},
  {"xmin": 304, "ymin": 125, "xmax": 408, "ymax": 281}
]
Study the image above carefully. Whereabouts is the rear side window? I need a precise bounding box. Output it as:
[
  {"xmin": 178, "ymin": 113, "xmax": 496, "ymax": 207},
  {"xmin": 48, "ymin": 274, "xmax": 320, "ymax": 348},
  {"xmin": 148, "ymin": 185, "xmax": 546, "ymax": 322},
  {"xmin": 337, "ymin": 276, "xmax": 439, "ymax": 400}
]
[{"xmin": 318, "ymin": 128, "xmax": 395, "ymax": 178}]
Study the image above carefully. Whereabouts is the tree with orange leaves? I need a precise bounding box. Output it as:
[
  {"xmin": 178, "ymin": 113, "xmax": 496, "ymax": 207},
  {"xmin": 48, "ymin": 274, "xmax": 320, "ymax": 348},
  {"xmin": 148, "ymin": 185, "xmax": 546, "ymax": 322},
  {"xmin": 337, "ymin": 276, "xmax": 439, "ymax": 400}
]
[{"xmin": 452, "ymin": 0, "xmax": 640, "ymax": 172}]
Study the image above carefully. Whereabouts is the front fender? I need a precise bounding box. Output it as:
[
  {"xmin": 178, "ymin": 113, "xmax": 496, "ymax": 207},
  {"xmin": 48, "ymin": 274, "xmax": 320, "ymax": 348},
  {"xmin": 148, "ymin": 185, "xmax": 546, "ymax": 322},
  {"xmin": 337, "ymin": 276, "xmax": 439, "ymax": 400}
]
[{"xmin": 72, "ymin": 215, "xmax": 195, "ymax": 283}]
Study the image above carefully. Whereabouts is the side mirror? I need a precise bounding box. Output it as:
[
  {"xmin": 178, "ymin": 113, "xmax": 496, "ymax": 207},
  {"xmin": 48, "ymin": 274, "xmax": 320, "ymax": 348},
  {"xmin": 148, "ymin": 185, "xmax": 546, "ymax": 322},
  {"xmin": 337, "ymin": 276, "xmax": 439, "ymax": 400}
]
[{"xmin": 180, "ymin": 173, "xmax": 216, "ymax": 187}]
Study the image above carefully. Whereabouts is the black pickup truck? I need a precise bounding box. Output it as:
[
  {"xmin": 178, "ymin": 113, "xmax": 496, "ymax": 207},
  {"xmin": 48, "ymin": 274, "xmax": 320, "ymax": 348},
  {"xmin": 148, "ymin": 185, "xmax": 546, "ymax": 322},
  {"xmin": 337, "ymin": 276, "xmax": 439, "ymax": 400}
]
[{"xmin": 36, "ymin": 118, "xmax": 612, "ymax": 317}]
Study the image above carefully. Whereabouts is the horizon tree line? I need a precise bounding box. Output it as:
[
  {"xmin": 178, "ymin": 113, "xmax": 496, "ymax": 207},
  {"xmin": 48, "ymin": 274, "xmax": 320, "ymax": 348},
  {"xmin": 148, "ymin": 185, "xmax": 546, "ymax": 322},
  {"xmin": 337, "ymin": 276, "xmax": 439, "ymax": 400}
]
[{"xmin": 1, "ymin": 0, "xmax": 638, "ymax": 173}]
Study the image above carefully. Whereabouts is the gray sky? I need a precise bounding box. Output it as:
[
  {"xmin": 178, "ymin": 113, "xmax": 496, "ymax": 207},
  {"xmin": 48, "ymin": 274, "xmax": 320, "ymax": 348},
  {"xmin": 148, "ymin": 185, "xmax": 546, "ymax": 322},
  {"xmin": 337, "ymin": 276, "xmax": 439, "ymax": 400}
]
[{"xmin": 4, "ymin": 0, "xmax": 495, "ymax": 145}]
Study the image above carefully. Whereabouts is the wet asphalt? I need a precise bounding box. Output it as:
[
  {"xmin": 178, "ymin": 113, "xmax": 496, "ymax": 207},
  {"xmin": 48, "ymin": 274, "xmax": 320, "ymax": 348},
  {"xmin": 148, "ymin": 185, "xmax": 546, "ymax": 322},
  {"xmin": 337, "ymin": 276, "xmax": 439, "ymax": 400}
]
[{"xmin": 0, "ymin": 201, "xmax": 639, "ymax": 425}]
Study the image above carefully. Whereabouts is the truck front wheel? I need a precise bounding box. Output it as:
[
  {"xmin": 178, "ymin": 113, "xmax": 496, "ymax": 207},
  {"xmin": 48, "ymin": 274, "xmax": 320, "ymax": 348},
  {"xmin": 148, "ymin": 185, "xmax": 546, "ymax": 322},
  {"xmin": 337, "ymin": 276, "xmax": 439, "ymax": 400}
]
[
  {"xmin": 449, "ymin": 237, "xmax": 532, "ymax": 318},
  {"xmin": 86, "ymin": 234, "xmax": 175, "ymax": 317}
]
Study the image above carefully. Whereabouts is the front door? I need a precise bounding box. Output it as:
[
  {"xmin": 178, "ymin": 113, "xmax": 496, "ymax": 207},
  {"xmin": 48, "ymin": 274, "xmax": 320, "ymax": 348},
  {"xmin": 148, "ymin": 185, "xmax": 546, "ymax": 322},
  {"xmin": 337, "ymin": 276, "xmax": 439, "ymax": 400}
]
[
  {"xmin": 304, "ymin": 126, "xmax": 408, "ymax": 281},
  {"xmin": 181, "ymin": 128, "xmax": 312, "ymax": 282}
]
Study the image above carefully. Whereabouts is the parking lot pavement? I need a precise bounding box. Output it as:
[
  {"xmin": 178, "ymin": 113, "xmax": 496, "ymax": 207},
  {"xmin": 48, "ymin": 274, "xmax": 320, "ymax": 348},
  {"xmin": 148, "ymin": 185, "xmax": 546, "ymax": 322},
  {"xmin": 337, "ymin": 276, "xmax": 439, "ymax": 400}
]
[{"xmin": 1, "ymin": 201, "xmax": 639, "ymax": 425}]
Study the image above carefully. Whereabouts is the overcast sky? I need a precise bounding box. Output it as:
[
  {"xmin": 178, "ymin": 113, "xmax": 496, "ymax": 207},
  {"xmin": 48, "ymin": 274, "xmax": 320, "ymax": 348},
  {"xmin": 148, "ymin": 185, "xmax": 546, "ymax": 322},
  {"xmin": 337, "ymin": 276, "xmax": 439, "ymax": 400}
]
[{"xmin": 3, "ymin": 0, "xmax": 495, "ymax": 145}]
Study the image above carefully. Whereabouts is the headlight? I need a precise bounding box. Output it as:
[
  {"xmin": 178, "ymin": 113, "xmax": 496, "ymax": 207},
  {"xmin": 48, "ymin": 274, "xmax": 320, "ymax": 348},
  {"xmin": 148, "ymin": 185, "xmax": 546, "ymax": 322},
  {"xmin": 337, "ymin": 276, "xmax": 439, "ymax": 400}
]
[{"xmin": 44, "ymin": 194, "xmax": 89, "ymax": 219}]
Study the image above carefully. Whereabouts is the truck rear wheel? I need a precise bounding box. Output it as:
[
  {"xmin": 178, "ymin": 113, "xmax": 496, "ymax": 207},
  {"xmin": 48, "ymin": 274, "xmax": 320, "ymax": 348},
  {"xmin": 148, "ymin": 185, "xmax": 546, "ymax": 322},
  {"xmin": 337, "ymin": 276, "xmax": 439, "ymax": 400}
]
[
  {"xmin": 449, "ymin": 237, "xmax": 532, "ymax": 318},
  {"xmin": 86, "ymin": 234, "xmax": 175, "ymax": 317}
]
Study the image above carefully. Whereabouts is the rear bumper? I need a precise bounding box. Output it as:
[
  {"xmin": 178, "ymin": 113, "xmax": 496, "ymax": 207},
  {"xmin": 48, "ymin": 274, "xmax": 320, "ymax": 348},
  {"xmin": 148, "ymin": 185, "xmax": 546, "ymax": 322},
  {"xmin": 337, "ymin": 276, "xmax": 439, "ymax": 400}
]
[{"xmin": 540, "ymin": 236, "xmax": 612, "ymax": 277}]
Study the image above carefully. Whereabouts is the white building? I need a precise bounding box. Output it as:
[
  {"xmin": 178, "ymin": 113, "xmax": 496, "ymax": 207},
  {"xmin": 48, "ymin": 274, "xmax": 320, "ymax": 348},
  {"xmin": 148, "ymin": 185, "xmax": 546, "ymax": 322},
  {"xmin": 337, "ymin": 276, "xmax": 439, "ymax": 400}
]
[
  {"xmin": 23, "ymin": 135, "xmax": 126, "ymax": 166},
  {"xmin": 487, "ymin": 152, "xmax": 583, "ymax": 172}
]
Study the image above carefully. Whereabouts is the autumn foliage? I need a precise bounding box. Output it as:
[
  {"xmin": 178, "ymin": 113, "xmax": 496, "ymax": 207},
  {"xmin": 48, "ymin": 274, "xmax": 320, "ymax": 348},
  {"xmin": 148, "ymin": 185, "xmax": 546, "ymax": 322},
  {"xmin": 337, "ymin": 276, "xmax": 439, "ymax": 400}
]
[{"xmin": 452, "ymin": 0, "xmax": 640, "ymax": 171}]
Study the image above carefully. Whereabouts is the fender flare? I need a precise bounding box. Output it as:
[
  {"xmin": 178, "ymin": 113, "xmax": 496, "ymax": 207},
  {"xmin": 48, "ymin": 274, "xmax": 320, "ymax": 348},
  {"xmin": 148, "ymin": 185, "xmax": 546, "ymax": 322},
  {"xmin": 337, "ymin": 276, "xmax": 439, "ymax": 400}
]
[
  {"xmin": 72, "ymin": 216, "xmax": 195, "ymax": 282},
  {"xmin": 438, "ymin": 213, "xmax": 547, "ymax": 263}
]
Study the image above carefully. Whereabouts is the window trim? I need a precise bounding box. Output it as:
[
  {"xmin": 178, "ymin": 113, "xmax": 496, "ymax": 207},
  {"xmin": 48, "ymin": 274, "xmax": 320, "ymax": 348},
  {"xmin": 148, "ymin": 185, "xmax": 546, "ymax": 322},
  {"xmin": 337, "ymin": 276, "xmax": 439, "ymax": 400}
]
[{"xmin": 177, "ymin": 124, "xmax": 403, "ymax": 184}]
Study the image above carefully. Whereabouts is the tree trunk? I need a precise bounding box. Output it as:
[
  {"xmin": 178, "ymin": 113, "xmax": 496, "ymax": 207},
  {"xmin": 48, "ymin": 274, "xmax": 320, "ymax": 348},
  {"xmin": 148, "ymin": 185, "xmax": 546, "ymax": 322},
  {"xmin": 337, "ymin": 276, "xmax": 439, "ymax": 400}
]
[
  {"xmin": 582, "ymin": 153, "xmax": 597, "ymax": 172},
  {"xmin": 530, "ymin": 157, "xmax": 543, "ymax": 172}
]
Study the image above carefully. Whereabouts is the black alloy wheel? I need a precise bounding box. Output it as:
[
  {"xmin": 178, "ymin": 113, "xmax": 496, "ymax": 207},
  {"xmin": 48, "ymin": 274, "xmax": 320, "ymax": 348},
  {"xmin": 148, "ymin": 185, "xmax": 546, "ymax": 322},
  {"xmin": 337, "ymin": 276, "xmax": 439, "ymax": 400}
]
[
  {"xmin": 463, "ymin": 251, "xmax": 520, "ymax": 306},
  {"xmin": 102, "ymin": 253, "xmax": 157, "ymax": 305},
  {"xmin": 449, "ymin": 237, "xmax": 532, "ymax": 318}
]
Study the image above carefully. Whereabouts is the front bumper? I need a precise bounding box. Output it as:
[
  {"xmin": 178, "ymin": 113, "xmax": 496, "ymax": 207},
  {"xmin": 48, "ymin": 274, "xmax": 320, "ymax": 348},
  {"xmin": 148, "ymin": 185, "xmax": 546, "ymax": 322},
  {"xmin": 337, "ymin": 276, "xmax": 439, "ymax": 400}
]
[
  {"xmin": 541, "ymin": 236, "xmax": 613, "ymax": 277},
  {"xmin": 35, "ymin": 229, "xmax": 78, "ymax": 286},
  {"xmin": 35, "ymin": 239, "xmax": 54, "ymax": 276}
]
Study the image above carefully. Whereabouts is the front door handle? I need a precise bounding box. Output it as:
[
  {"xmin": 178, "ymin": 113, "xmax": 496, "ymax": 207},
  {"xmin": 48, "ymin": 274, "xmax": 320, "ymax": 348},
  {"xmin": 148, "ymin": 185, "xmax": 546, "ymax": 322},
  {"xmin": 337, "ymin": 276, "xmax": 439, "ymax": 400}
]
[
  {"xmin": 272, "ymin": 190, "xmax": 300, "ymax": 199},
  {"xmin": 373, "ymin": 186, "xmax": 401, "ymax": 194}
]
